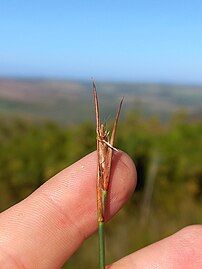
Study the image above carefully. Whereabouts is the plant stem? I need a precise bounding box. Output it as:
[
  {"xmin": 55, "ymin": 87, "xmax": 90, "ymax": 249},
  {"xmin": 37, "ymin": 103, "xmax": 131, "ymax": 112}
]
[
  {"xmin": 99, "ymin": 189, "xmax": 107, "ymax": 268},
  {"xmin": 98, "ymin": 221, "xmax": 105, "ymax": 269}
]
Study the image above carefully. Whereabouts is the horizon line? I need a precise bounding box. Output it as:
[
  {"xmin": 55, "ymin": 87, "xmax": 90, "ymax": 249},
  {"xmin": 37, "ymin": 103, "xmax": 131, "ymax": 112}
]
[{"xmin": 0, "ymin": 75, "xmax": 202, "ymax": 87}]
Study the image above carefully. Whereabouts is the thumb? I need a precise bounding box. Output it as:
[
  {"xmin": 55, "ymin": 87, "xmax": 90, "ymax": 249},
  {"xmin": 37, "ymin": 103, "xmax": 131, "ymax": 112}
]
[{"xmin": 108, "ymin": 225, "xmax": 202, "ymax": 269}]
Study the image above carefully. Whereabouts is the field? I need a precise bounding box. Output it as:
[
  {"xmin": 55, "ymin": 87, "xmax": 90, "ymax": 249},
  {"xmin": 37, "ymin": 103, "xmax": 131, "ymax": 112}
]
[{"xmin": 0, "ymin": 78, "xmax": 202, "ymax": 123}]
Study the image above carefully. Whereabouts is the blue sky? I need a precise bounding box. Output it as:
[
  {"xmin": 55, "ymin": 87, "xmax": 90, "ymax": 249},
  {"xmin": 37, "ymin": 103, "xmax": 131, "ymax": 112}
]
[{"xmin": 1, "ymin": 0, "xmax": 202, "ymax": 83}]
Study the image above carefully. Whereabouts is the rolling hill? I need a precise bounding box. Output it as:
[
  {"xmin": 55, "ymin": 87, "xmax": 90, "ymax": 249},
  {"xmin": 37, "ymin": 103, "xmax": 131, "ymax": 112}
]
[{"xmin": 0, "ymin": 78, "xmax": 201, "ymax": 123}]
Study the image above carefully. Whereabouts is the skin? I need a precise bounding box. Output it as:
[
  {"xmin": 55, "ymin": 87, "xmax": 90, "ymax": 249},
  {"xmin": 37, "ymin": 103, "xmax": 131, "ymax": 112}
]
[{"xmin": 0, "ymin": 151, "xmax": 201, "ymax": 269}]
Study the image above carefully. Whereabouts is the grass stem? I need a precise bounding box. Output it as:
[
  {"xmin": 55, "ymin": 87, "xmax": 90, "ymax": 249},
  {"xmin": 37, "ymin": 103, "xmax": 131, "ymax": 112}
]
[{"xmin": 98, "ymin": 221, "xmax": 105, "ymax": 269}]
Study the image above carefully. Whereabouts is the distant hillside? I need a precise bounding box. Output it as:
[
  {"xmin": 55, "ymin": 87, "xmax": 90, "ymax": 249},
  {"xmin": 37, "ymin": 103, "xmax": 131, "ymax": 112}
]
[{"xmin": 0, "ymin": 78, "xmax": 201, "ymax": 123}]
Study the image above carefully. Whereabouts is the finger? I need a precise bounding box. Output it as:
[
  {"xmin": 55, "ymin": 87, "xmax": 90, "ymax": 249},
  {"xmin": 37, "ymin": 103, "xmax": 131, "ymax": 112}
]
[
  {"xmin": 108, "ymin": 225, "xmax": 202, "ymax": 269},
  {"xmin": 0, "ymin": 151, "xmax": 136, "ymax": 269}
]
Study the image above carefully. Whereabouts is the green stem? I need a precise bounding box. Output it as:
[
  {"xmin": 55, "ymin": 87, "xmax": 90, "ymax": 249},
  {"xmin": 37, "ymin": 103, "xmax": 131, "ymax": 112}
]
[
  {"xmin": 98, "ymin": 190, "xmax": 107, "ymax": 269},
  {"xmin": 98, "ymin": 221, "xmax": 105, "ymax": 269}
]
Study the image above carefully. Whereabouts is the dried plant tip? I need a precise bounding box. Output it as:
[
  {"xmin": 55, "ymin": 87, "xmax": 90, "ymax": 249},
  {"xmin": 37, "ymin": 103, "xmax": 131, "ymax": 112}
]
[{"xmin": 93, "ymin": 82, "xmax": 123, "ymax": 269}]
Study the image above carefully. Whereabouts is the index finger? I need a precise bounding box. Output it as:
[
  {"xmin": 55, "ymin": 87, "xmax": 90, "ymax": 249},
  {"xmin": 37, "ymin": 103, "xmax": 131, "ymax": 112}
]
[{"xmin": 0, "ymin": 151, "xmax": 136, "ymax": 269}]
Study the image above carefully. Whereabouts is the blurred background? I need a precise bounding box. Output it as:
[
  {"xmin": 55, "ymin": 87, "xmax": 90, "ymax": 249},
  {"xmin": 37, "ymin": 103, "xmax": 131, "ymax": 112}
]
[{"xmin": 0, "ymin": 1, "xmax": 202, "ymax": 268}]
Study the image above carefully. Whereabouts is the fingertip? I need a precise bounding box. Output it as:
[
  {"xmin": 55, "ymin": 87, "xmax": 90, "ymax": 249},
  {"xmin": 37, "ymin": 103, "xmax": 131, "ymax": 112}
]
[
  {"xmin": 116, "ymin": 150, "xmax": 137, "ymax": 194},
  {"xmin": 106, "ymin": 150, "xmax": 137, "ymax": 219}
]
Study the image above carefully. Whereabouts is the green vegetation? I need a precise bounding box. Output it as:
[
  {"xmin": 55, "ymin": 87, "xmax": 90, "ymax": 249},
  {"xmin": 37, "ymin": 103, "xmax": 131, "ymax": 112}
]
[{"xmin": 0, "ymin": 111, "xmax": 201, "ymax": 268}]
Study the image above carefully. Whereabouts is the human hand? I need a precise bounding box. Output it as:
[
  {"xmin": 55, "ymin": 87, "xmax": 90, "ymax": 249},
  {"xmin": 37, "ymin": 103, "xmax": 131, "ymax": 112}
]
[{"xmin": 0, "ymin": 151, "xmax": 201, "ymax": 268}]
